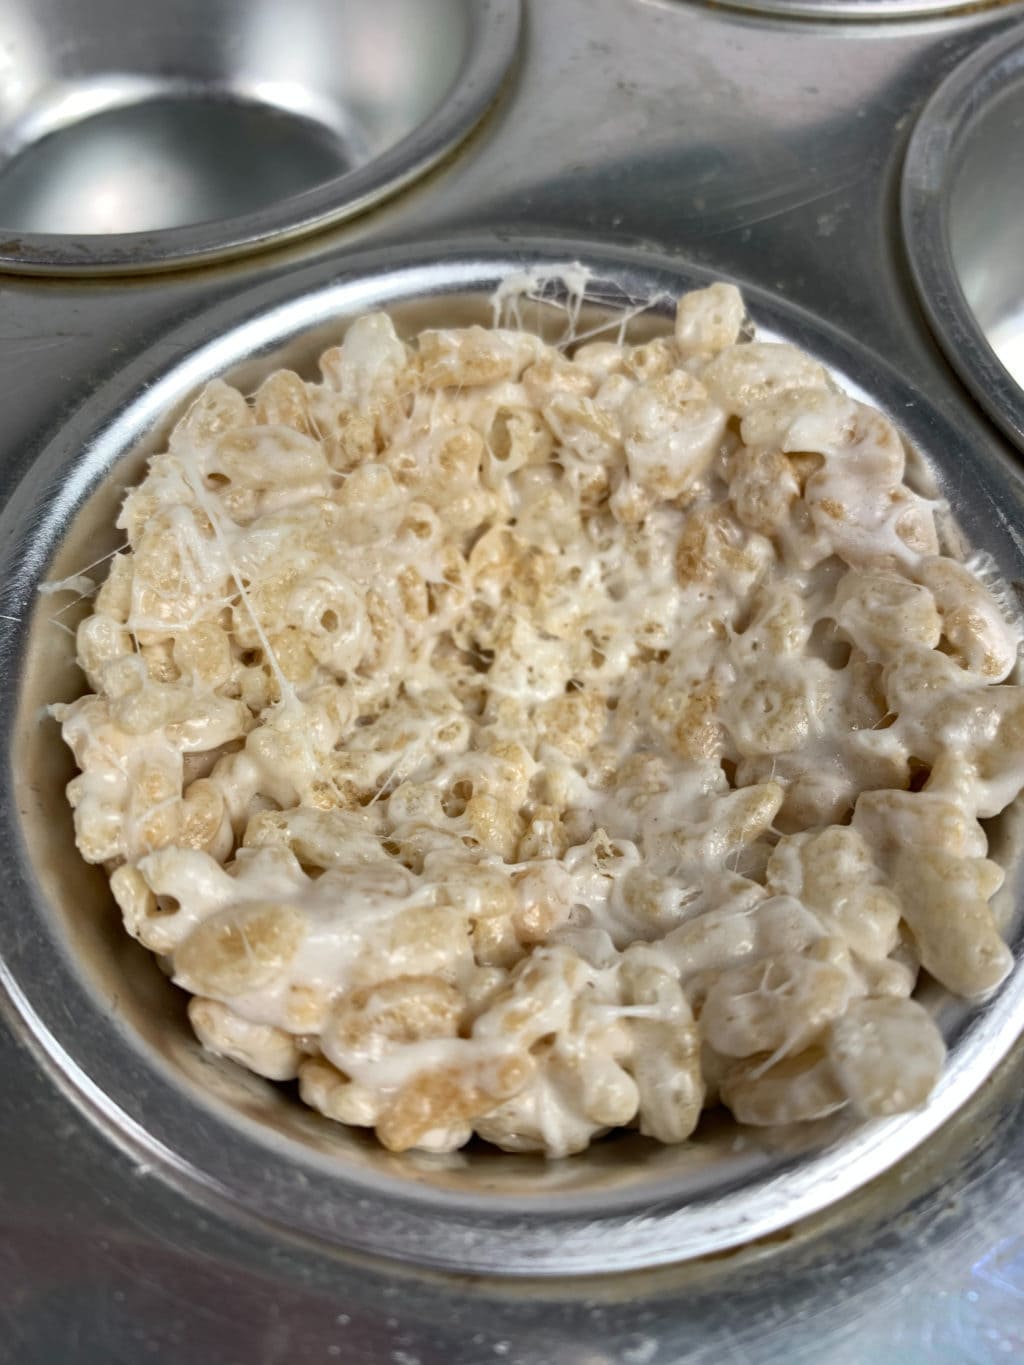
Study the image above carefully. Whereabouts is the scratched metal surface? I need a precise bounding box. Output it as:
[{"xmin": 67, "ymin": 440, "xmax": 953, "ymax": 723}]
[{"xmin": 4, "ymin": 1, "xmax": 1024, "ymax": 1361}]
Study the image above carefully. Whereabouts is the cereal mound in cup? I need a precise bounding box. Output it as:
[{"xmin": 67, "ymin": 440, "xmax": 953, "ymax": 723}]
[{"xmin": 54, "ymin": 279, "xmax": 1024, "ymax": 1155}]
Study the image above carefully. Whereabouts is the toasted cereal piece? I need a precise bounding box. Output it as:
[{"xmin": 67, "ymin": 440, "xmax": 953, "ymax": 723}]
[
  {"xmin": 188, "ymin": 996, "xmax": 302, "ymax": 1081},
  {"xmin": 76, "ymin": 614, "xmax": 133, "ymax": 689},
  {"xmin": 243, "ymin": 805, "xmax": 385, "ymax": 870},
  {"xmin": 474, "ymin": 1067, "xmax": 605, "ymax": 1157},
  {"xmin": 571, "ymin": 339, "xmax": 626, "ymax": 381},
  {"xmin": 853, "ymin": 789, "xmax": 987, "ymax": 863},
  {"xmin": 125, "ymin": 753, "xmax": 183, "ymax": 854},
  {"xmin": 212, "ymin": 426, "xmax": 330, "ymax": 492},
  {"xmin": 508, "ymin": 984, "xmax": 638, "ymax": 1139},
  {"xmin": 473, "ymin": 945, "xmax": 593, "ymax": 1045},
  {"xmin": 728, "ymin": 443, "xmax": 800, "ymax": 535},
  {"xmin": 668, "ymin": 679, "xmax": 723, "ymax": 761},
  {"xmin": 623, "ymin": 336, "xmax": 677, "ymax": 381},
  {"xmin": 735, "ymin": 579, "xmax": 812, "ymax": 658},
  {"xmin": 700, "ymin": 954, "xmax": 852, "ymax": 1058},
  {"xmin": 317, "ymin": 397, "xmax": 378, "ymax": 471},
  {"xmin": 544, "ymin": 391, "xmax": 623, "ymax": 466},
  {"xmin": 675, "ymin": 503, "xmax": 773, "ymax": 595},
  {"xmin": 334, "ymin": 459, "xmax": 401, "ymax": 513},
  {"xmin": 322, "ymin": 975, "xmax": 464, "ymax": 1071},
  {"xmin": 881, "ymin": 645, "xmax": 978, "ymax": 726},
  {"xmin": 178, "ymin": 778, "xmax": 232, "ymax": 859},
  {"xmin": 457, "ymin": 792, "xmax": 519, "ymax": 859},
  {"xmin": 892, "ymin": 848, "xmax": 1012, "ymax": 998},
  {"xmin": 620, "ymin": 372, "xmax": 725, "ymax": 500},
  {"xmin": 509, "ymin": 862, "xmax": 573, "ymax": 942},
  {"xmin": 172, "ymin": 621, "xmax": 232, "ymax": 687},
  {"xmin": 739, "ymin": 387, "xmax": 856, "ymax": 456},
  {"xmin": 720, "ymin": 1046, "xmax": 846, "ymax": 1126},
  {"xmin": 702, "ymin": 342, "xmax": 828, "ymax": 417},
  {"xmin": 93, "ymin": 552, "xmax": 134, "ymax": 621},
  {"xmin": 264, "ymin": 627, "xmax": 318, "ymax": 685},
  {"xmin": 482, "ymin": 406, "xmax": 553, "ymax": 485},
  {"xmin": 674, "ymin": 283, "xmax": 746, "ymax": 359},
  {"xmin": 830, "ymin": 569, "xmax": 941, "ymax": 659},
  {"xmin": 111, "ymin": 846, "xmax": 238, "ymax": 952},
  {"xmin": 853, "ymin": 952, "xmax": 917, "ymax": 1000},
  {"xmin": 802, "ymin": 411, "xmax": 940, "ymax": 570},
  {"xmin": 670, "ymin": 782, "xmax": 785, "ymax": 871},
  {"xmin": 282, "ymin": 982, "xmax": 335, "ymax": 1033},
  {"xmin": 521, "ymin": 351, "xmax": 595, "ymax": 407},
  {"xmin": 810, "ymin": 401, "xmax": 905, "ymax": 485},
  {"xmin": 170, "ymin": 378, "xmax": 252, "ymax": 454},
  {"xmin": 174, "ymin": 902, "xmax": 306, "ymax": 997},
  {"xmin": 376, "ymin": 1049, "xmax": 532, "ymax": 1152},
  {"xmin": 418, "ymin": 326, "xmax": 542, "ymax": 389},
  {"xmin": 827, "ymin": 997, "xmax": 946, "ymax": 1117},
  {"xmin": 556, "ymin": 1046, "xmax": 640, "ymax": 1131},
  {"xmin": 618, "ymin": 867, "xmax": 700, "ymax": 935},
  {"xmin": 299, "ymin": 1056, "xmax": 383, "ymax": 1128},
  {"xmin": 914, "ymin": 556, "xmax": 1020, "ymax": 682},
  {"xmin": 973, "ymin": 695, "xmax": 1024, "ymax": 816},
  {"xmin": 892, "ymin": 490, "xmax": 940, "ymax": 559},
  {"xmin": 722, "ymin": 662, "xmax": 824, "ymax": 757},
  {"xmin": 110, "ymin": 863, "xmax": 164, "ymax": 948},
  {"xmin": 535, "ymin": 689, "xmax": 607, "ymax": 759},
  {"xmin": 347, "ymin": 901, "xmax": 473, "ymax": 989},
  {"xmin": 430, "ymin": 425, "xmax": 488, "ymax": 485},
  {"xmin": 139, "ymin": 638, "xmax": 180, "ymax": 684},
  {"xmin": 668, "ymin": 892, "xmax": 823, "ymax": 985},
  {"xmin": 619, "ymin": 955, "xmax": 704, "ymax": 1142},
  {"xmin": 320, "ymin": 312, "xmax": 408, "ymax": 413},
  {"xmin": 608, "ymin": 474, "xmax": 652, "ymax": 525},
  {"xmin": 252, "ymin": 369, "xmax": 320, "ymax": 437},
  {"xmin": 766, "ymin": 827, "xmax": 901, "ymax": 962}
]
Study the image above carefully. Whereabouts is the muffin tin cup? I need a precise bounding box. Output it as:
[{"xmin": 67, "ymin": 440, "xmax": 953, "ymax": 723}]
[
  {"xmin": 3, "ymin": 236, "xmax": 1024, "ymax": 1277},
  {"xmin": 0, "ymin": 0, "xmax": 520, "ymax": 275},
  {"xmin": 902, "ymin": 24, "xmax": 1024, "ymax": 456}
]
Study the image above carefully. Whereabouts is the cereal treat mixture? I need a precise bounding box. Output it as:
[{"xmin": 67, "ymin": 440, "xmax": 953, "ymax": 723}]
[{"xmin": 55, "ymin": 280, "xmax": 1024, "ymax": 1156}]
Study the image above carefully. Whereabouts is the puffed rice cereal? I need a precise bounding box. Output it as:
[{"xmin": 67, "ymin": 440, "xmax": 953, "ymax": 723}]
[{"xmin": 52, "ymin": 276, "xmax": 1023, "ymax": 1156}]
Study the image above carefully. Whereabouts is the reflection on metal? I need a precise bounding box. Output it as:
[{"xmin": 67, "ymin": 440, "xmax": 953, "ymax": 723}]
[
  {"xmin": 903, "ymin": 26, "xmax": 1024, "ymax": 455},
  {"xmin": 690, "ymin": 0, "xmax": 993, "ymax": 18},
  {"xmin": 2, "ymin": 240, "xmax": 1024, "ymax": 1278},
  {"xmin": 0, "ymin": 0, "xmax": 520, "ymax": 273}
]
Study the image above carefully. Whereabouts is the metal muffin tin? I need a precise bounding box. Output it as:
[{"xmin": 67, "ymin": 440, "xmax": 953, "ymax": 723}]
[
  {"xmin": 903, "ymin": 23, "xmax": 1024, "ymax": 455},
  {"xmin": 0, "ymin": 0, "xmax": 520, "ymax": 274},
  {"xmin": 5, "ymin": 0, "xmax": 1024, "ymax": 1361}
]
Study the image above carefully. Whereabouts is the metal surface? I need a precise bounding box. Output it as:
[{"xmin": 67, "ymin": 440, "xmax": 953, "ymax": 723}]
[
  {"xmin": 3, "ymin": 0, "xmax": 1024, "ymax": 1359},
  {"xmin": 5, "ymin": 241, "xmax": 1024, "ymax": 1281},
  {"xmin": 705, "ymin": 0, "xmax": 1000, "ymax": 19},
  {"xmin": 0, "ymin": 0, "xmax": 520, "ymax": 274},
  {"xmin": 903, "ymin": 24, "xmax": 1024, "ymax": 455}
]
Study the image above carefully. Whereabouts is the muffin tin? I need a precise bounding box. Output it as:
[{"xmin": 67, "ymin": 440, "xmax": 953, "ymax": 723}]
[{"xmin": 4, "ymin": 1, "xmax": 1024, "ymax": 1361}]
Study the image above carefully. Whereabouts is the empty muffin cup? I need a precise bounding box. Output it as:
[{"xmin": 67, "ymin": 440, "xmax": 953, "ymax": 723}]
[
  {"xmin": 0, "ymin": 0, "xmax": 520, "ymax": 273},
  {"xmin": 903, "ymin": 26, "xmax": 1024, "ymax": 455}
]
